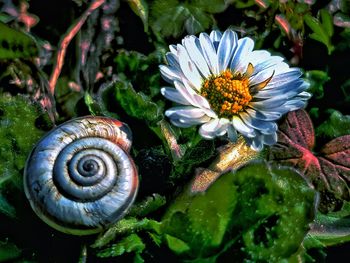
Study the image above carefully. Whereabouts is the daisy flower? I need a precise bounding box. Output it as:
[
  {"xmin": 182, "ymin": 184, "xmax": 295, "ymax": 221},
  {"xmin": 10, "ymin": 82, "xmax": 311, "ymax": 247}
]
[{"xmin": 160, "ymin": 29, "xmax": 311, "ymax": 151}]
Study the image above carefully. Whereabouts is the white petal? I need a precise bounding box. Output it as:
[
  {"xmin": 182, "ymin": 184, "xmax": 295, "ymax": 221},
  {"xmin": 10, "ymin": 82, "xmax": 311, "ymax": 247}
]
[
  {"xmin": 199, "ymin": 118, "xmax": 220, "ymax": 139},
  {"xmin": 169, "ymin": 44, "xmax": 177, "ymax": 54},
  {"xmin": 250, "ymin": 96, "xmax": 288, "ymax": 110},
  {"xmin": 234, "ymin": 45, "xmax": 268, "ymax": 74},
  {"xmin": 246, "ymin": 107, "xmax": 281, "ymax": 121},
  {"xmin": 166, "ymin": 52, "xmax": 180, "ymax": 68},
  {"xmin": 231, "ymin": 50, "xmax": 271, "ymax": 74},
  {"xmin": 179, "ymin": 115, "xmax": 211, "ymax": 125},
  {"xmin": 297, "ymin": 91, "xmax": 312, "ymax": 99},
  {"xmin": 183, "ymin": 36, "xmax": 211, "ymax": 78},
  {"xmin": 249, "ymin": 62, "xmax": 290, "ymax": 86},
  {"xmin": 247, "ymin": 135, "xmax": 264, "ymax": 151},
  {"xmin": 246, "ymin": 50, "xmax": 271, "ymax": 66},
  {"xmin": 230, "ymin": 37, "xmax": 254, "ymax": 73},
  {"xmin": 177, "ymin": 44, "xmax": 203, "ymax": 88},
  {"xmin": 174, "ymin": 80, "xmax": 217, "ymax": 119},
  {"xmin": 252, "ymin": 55, "xmax": 284, "ymax": 75},
  {"xmin": 258, "ymin": 99, "xmax": 307, "ymax": 115},
  {"xmin": 169, "ymin": 118, "xmax": 195, "ymax": 128},
  {"xmin": 265, "ymin": 68, "xmax": 302, "ymax": 88},
  {"xmin": 216, "ymin": 118, "xmax": 230, "ymax": 136},
  {"xmin": 217, "ymin": 30, "xmax": 237, "ymax": 72},
  {"xmin": 159, "ymin": 65, "xmax": 182, "ymax": 83},
  {"xmin": 227, "ymin": 124, "xmax": 238, "ymax": 142},
  {"xmin": 181, "ymin": 78, "xmax": 211, "ymax": 108},
  {"xmin": 253, "ymin": 80, "xmax": 306, "ymax": 99},
  {"xmin": 263, "ymin": 133, "xmax": 277, "ymax": 145},
  {"xmin": 232, "ymin": 116, "xmax": 256, "ymax": 138},
  {"xmin": 210, "ymin": 30, "xmax": 222, "ymax": 50},
  {"xmin": 165, "ymin": 106, "xmax": 206, "ymax": 119},
  {"xmin": 199, "ymin": 33, "xmax": 219, "ymax": 75},
  {"xmin": 282, "ymin": 99, "xmax": 307, "ymax": 111},
  {"xmin": 240, "ymin": 112, "xmax": 277, "ymax": 134},
  {"xmin": 161, "ymin": 87, "xmax": 190, "ymax": 105},
  {"xmin": 174, "ymin": 81, "xmax": 201, "ymax": 107}
]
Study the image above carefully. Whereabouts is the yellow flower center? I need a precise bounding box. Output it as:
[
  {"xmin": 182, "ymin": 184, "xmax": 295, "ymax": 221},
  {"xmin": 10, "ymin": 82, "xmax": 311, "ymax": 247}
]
[{"xmin": 200, "ymin": 70, "xmax": 252, "ymax": 118}]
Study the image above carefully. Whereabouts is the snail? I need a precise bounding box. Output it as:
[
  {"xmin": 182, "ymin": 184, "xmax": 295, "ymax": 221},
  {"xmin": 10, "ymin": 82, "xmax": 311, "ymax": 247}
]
[{"xmin": 24, "ymin": 116, "xmax": 139, "ymax": 235}]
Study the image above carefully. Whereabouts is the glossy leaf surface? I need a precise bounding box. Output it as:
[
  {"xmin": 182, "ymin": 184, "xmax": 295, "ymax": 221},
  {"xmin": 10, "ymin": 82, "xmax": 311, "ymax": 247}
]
[{"xmin": 269, "ymin": 109, "xmax": 350, "ymax": 211}]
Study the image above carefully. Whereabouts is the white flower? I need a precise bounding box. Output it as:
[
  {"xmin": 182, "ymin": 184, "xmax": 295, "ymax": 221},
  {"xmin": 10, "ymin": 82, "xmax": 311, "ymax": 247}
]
[{"xmin": 160, "ymin": 29, "xmax": 311, "ymax": 151}]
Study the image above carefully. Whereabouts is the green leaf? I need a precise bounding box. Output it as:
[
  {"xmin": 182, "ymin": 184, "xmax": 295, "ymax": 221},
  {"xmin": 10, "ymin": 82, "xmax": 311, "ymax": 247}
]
[
  {"xmin": 0, "ymin": 240, "xmax": 21, "ymax": 262},
  {"xmin": 162, "ymin": 162, "xmax": 316, "ymax": 261},
  {"xmin": 305, "ymin": 70, "xmax": 330, "ymax": 99},
  {"xmin": 320, "ymin": 9, "xmax": 334, "ymax": 37},
  {"xmin": 92, "ymin": 218, "xmax": 161, "ymax": 248},
  {"xmin": 164, "ymin": 235, "xmax": 191, "ymax": 254},
  {"xmin": 230, "ymin": 163, "xmax": 317, "ymax": 262},
  {"xmin": 161, "ymin": 168, "xmax": 239, "ymax": 259},
  {"xmin": 128, "ymin": 194, "xmax": 166, "ymax": 218},
  {"xmin": 192, "ymin": 0, "xmax": 230, "ymax": 13},
  {"xmin": 113, "ymin": 50, "xmax": 162, "ymax": 98},
  {"xmin": 0, "ymin": 194, "xmax": 16, "ymax": 218},
  {"xmin": 316, "ymin": 110, "xmax": 350, "ymax": 139},
  {"xmin": 96, "ymin": 233, "xmax": 145, "ymax": 258},
  {"xmin": 127, "ymin": 0, "xmax": 149, "ymax": 32},
  {"xmin": 55, "ymin": 77, "xmax": 83, "ymax": 117},
  {"xmin": 0, "ymin": 94, "xmax": 51, "ymax": 217},
  {"xmin": 150, "ymin": 0, "xmax": 228, "ymax": 37},
  {"xmin": 304, "ymin": 10, "xmax": 335, "ymax": 54},
  {"xmin": 114, "ymin": 81, "xmax": 163, "ymax": 124},
  {"xmin": 171, "ymin": 139, "xmax": 215, "ymax": 180},
  {"xmin": 84, "ymin": 92, "xmax": 102, "ymax": 116},
  {"xmin": 340, "ymin": 78, "xmax": 350, "ymax": 101},
  {"xmin": 0, "ymin": 22, "xmax": 38, "ymax": 59},
  {"xmin": 307, "ymin": 213, "xmax": 350, "ymax": 247}
]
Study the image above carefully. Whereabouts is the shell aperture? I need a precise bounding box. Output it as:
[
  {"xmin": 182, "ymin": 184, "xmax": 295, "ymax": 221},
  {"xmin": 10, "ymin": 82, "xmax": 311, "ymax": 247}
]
[{"xmin": 24, "ymin": 116, "xmax": 138, "ymax": 235}]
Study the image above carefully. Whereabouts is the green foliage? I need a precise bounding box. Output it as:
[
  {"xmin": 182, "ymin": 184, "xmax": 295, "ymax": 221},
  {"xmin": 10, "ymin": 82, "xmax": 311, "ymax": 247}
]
[
  {"xmin": 93, "ymin": 217, "xmax": 161, "ymax": 249},
  {"xmin": 96, "ymin": 233, "xmax": 145, "ymax": 259},
  {"xmin": 54, "ymin": 77, "xmax": 84, "ymax": 117},
  {"xmin": 305, "ymin": 70, "xmax": 330, "ymax": 99},
  {"xmin": 161, "ymin": 167, "xmax": 239, "ymax": 260},
  {"xmin": 128, "ymin": 194, "xmax": 167, "ymax": 218},
  {"xmin": 150, "ymin": 0, "xmax": 229, "ymax": 38},
  {"xmin": 0, "ymin": 22, "xmax": 38, "ymax": 59},
  {"xmin": 304, "ymin": 9, "xmax": 335, "ymax": 55},
  {"xmin": 316, "ymin": 110, "xmax": 350, "ymax": 140},
  {"xmin": 114, "ymin": 50, "xmax": 162, "ymax": 98},
  {"xmin": 161, "ymin": 162, "xmax": 316, "ymax": 261},
  {"xmin": 0, "ymin": 94, "xmax": 50, "ymax": 217},
  {"xmin": 304, "ymin": 201, "xmax": 350, "ymax": 256},
  {"xmin": 0, "ymin": 195, "xmax": 15, "ymax": 219},
  {"xmin": 0, "ymin": 240, "xmax": 21, "ymax": 262},
  {"xmin": 0, "ymin": 0, "xmax": 350, "ymax": 261},
  {"xmin": 233, "ymin": 163, "xmax": 316, "ymax": 262},
  {"xmin": 171, "ymin": 138, "xmax": 215, "ymax": 180},
  {"xmin": 307, "ymin": 213, "xmax": 350, "ymax": 247},
  {"xmin": 340, "ymin": 77, "xmax": 350, "ymax": 102},
  {"xmin": 127, "ymin": 0, "xmax": 149, "ymax": 32},
  {"xmin": 113, "ymin": 80, "xmax": 163, "ymax": 125}
]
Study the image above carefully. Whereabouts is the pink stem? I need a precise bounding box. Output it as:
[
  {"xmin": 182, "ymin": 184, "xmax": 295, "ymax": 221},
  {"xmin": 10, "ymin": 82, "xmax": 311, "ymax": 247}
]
[{"xmin": 48, "ymin": 0, "xmax": 105, "ymax": 95}]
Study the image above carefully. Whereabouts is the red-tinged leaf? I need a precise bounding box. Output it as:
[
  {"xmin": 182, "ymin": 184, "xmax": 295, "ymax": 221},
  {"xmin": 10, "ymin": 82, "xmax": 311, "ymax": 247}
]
[
  {"xmin": 318, "ymin": 135, "xmax": 350, "ymax": 200},
  {"xmin": 278, "ymin": 109, "xmax": 315, "ymax": 149},
  {"xmin": 320, "ymin": 135, "xmax": 350, "ymax": 166},
  {"xmin": 269, "ymin": 110, "xmax": 350, "ymax": 212},
  {"xmin": 317, "ymin": 157, "xmax": 349, "ymax": 200}
]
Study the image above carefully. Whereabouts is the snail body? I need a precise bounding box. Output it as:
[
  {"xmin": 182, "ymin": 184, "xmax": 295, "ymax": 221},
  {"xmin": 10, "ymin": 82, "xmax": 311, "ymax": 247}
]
[{"xmin": 24, "ymin": 116, "xmax": 138, "ymax": 235}]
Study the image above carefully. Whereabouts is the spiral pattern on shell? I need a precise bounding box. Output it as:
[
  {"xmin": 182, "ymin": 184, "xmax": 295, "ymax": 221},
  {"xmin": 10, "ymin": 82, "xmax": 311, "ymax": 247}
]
[{"xmin": 24, "ymin": 116, "xmax": 138, "ymax": 235}]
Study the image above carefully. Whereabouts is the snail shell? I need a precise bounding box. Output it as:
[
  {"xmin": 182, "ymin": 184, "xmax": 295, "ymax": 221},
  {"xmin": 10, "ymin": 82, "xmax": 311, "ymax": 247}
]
[{"xmin": 24, "ymin": 116, "xmax": 138, "ymax": 235}]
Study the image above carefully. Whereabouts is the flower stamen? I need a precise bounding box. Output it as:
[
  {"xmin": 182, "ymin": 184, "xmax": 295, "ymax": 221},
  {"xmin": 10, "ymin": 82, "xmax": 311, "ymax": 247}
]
[{"xmin": 200, "ymin": 70, "xmax": 252, "ymax": 118}]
